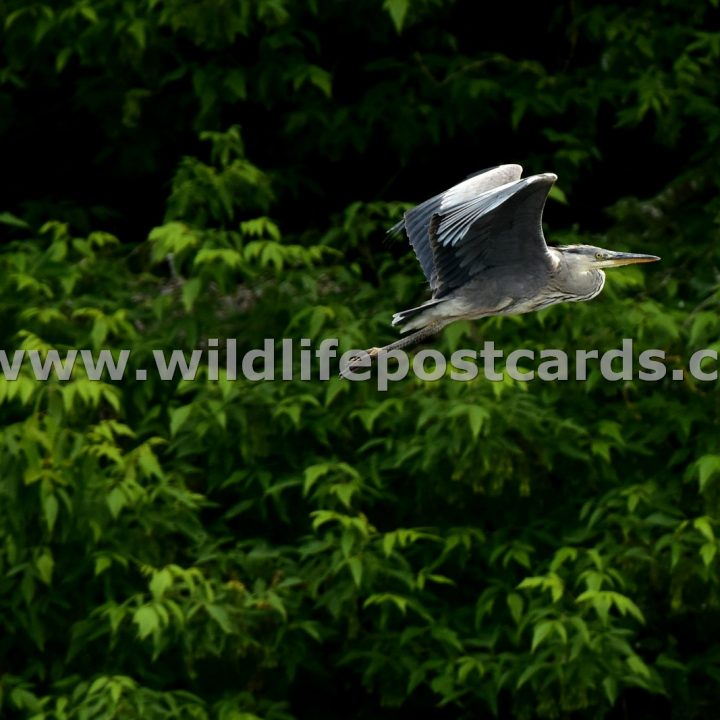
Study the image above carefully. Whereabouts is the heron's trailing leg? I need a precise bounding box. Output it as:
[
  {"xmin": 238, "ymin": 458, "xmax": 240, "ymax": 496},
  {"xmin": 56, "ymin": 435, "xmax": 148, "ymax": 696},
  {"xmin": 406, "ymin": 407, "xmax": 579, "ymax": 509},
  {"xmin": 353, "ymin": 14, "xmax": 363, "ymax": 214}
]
[
  {"xmin": 367, "ymin": 321, "xmax": 446, "ymax": 357},
  {"xmin": 342, "ymin": 321, "xmax": 446, "ymax": 376}
]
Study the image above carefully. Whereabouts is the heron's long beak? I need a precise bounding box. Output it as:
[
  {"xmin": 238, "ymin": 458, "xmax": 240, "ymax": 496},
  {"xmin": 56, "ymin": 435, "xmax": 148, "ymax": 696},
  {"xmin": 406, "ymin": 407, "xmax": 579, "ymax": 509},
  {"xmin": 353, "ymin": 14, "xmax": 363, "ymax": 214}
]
[{"xmin": 599, "ymin": 252, "xmax": 661, "ymax": 268}]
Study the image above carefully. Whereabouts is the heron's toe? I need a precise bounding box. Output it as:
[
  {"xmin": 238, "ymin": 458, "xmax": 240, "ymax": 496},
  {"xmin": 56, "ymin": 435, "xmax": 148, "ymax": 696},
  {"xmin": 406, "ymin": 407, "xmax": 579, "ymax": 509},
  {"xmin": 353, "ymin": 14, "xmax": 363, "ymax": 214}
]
[{"xmin": 339, "ymin": 347, "xmax": 379, "ymax": 378}]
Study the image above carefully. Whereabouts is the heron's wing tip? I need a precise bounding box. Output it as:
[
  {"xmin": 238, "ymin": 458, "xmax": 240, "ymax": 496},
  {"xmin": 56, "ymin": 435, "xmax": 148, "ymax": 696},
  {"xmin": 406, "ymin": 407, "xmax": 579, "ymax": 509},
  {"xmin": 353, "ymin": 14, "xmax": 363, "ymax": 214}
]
[
  {"xmin": 526, "ymin": 172, "xmax": 558, "ymax": 185},
  {"xmin": 387, "ymin": 218, "xmax": 405, "ymax": 236}
]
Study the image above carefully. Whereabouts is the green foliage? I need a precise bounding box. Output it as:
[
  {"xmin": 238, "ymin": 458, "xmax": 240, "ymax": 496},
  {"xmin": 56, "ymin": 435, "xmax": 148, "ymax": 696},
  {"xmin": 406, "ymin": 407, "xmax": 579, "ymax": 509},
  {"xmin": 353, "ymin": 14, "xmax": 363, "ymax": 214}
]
[{"xmin": 1, "ymin": 0, "xmax": 720, "ymax": 718}]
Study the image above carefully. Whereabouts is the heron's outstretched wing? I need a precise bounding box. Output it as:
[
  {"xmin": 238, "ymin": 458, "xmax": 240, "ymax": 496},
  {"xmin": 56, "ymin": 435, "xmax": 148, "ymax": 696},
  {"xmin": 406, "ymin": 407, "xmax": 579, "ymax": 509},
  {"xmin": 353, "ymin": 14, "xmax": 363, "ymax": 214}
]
[
  {"xmin": 429, "ymin": 173, "xmax": 556, "ymax": 297},
  {"xmin": 392, "ymin": 164, "xmax": 523, "ymax": 286},
  {"xmin": 406, "ymin": 172, "xmax": 556, "ymax": 298}
]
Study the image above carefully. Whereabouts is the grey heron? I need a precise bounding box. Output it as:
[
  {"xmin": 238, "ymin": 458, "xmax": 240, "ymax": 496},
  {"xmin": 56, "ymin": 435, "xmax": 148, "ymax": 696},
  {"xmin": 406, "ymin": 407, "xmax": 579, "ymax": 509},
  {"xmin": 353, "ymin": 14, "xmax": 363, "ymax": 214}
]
[{"xmin": 354, "ymin": 164, "xmax": 659, "ymax": 362}]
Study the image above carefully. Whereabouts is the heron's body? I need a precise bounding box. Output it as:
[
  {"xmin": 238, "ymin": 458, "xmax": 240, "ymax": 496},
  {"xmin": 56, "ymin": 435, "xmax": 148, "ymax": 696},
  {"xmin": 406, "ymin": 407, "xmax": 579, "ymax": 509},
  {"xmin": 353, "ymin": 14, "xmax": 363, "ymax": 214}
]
[
  {"xmin": 397, "ymin": 249, "xmax": 606, "ymax": 332},
  {"xmin": 355, "ymin": 164, "xmax": 659, "ymax": 362},
  {"xmin": 395, "ymin": 274, "xmax": 541, "ymax": 332}
]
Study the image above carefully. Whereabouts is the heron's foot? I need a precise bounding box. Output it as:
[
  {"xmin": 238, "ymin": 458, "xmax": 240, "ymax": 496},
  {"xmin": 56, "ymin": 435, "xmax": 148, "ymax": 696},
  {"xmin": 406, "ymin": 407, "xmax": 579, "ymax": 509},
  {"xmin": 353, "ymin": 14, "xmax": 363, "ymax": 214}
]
[{"xmin": 339, "ymin": 347, "xmax": 381, "ymax": 378}]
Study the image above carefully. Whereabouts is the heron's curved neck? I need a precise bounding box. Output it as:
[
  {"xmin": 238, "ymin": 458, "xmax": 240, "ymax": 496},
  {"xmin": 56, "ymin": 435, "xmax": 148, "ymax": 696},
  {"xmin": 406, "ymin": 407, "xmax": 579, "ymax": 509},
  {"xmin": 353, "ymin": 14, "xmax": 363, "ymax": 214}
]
[{"xmin": 554, "ymin": 254, "xmax": 606, "ymax": 301}]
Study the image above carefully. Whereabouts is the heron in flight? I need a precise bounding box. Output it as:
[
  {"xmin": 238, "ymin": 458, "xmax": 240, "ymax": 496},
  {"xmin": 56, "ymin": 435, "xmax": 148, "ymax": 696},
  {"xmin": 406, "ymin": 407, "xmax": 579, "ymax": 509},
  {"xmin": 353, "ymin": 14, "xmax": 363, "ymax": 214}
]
[{"xmin": 357, "ymin": 164, "xmax": 659, "ymax": 360}]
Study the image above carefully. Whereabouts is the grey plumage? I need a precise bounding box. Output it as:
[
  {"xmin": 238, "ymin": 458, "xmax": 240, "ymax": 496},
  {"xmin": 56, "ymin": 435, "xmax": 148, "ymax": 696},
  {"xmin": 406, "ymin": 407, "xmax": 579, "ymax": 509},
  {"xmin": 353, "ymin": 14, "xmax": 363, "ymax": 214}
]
[{"xmin": 357, "ymin": 164, "xmax": 659, "ymax": 361}]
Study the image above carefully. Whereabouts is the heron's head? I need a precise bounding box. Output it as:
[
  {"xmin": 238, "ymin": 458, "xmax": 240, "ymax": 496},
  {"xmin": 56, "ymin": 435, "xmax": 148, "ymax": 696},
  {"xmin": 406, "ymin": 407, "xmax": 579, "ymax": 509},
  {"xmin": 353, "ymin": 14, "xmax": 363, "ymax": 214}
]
[{"xmin": 558, "ymin": 245, "xmax": 660, "ymax": 270}]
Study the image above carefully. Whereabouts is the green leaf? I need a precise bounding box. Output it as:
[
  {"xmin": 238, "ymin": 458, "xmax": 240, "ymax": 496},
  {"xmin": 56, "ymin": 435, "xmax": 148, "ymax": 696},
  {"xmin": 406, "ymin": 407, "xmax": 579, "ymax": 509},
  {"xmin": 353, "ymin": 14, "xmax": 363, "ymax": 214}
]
[
  {"xmin": 364, "ymin": 593, "xmax": 408, "ymax": 615},
  {"xmin": 347, "ymin": 557, "xmax": 363, "ymax": 587},
  {"xmin": 517, "ymin": 576, "xmax": 544, "ymax": 590},
  {"xmin": 697, "ymin": 455, "xmax": 720, "ymax": 491},
  {"xmin": 332, "ymin": 483, "xmax": 355, "ymax": 509},
  {"xmin": 611, "ymin": 592, "xmax": 645, "ymax": 623},
  {"xmin": 548, "ymin": 185, "xmax": 568, "ymax": 204},
  {"xmin": 384, "ymin": 0, "xmax": 409, "ymax": 33},
  {"xmin": 457, "ymin": 656, "xmax": 484, "ymax": 683},
  {"xmin": 170, "ymin": 405, "xmax": 192, "ymax": 437},
  {"xmin": 430, "ymin": 625, "xmax": 463, "ymax": 652},
  {"xmin": 266, "ymin": 592, "xmax": 288, "ymax": 620},
  {"xmin": 79, "ymin": 6, "xmax": 98, "ymax": 23},
  {"xmin": 91, "ymin": 317, "xmax": 108, "ymax": 349},
  {"xmin": 206, "ymin": 604, "xmax": 233, "ymax": 633},
  {"xmin": 181, "ymin": 277, "xmax": 202, "ymax": 312},
  {"xmin": 138, "ymin": 446, "xmax": 164, "ymax": 479},
  {"xmin": 382, "ymin": 532, "xmax": 396, "ymax": 557},
  {"xmin": 324, "ymin": 376, "xmax": 347, "ymax": 406},
  {"xmin": 88, "ymin": 677, "xmax": 109, "ymax": 695},
  {"xmin": 133, "ymin": 606, "xmax": 159, "ymax": 640},
  {"xmin": 531, "ymin": 621, "xmax": 553, "ymax": 652},
  {"xmin": 627, "ymin": 654, "xmax": 651, "ymax": 679},
  {"xmin": 603, "ymin": 676, "xmax": 618, "ymax": 705},
  {"xmin": 43, "ymin": 493, "xmax": 59, "ymax": 533},
  {"xmin": 0, "ymin": 211, "xmax": 30, "ymax": 229},
  {"xmin": 467, "ymin": 405, "xmax": 489, "ymax": 439},
  {"xmin": 426, "ymin": 573, "xmax": 455, "ymax": 586},
  {"xmin": 507, "ymin": 593, "xmax": 524, "ymax": 624},
  {"xmin": 308, "ymin": 66, "xmax": 332, "ymax": 98},
  {"xmin": 94, "ymin": 556, "xmax": 112, "ymax": 576},
  {"xmin": 107, "ymin": 487, "xmax": 126, "ymax": 518},
  {"xmin": 700, "ymin": 542, "xmax": 717, "ymax": 566},
  {"xmin": 127, "ymin": 18, "xmax": 146, "ymax": 48},
  {"xmin": 56, "ymin": 47, "xmax": 72, "ymax": 73},
  {"xmin": 35, "ymin": 550, "xmax": 54, "ymax": 585},
  {"xmin": 516, "ymin": 661, "xmax": 546, "ymax": 689},
  {"xmin": 150, "ymin": 569, "xmax": 172, "ymax": 599},
  {"xmin": 340, "ymin": 528, "xmax": 354, "ymax": 558},
  {"xmin": 694, "ymin": 516, "xmax": 715, "ymax": 542},
  {"xmin": 303, "ymin": 463, "xmax": 330, "ymax": 494}
]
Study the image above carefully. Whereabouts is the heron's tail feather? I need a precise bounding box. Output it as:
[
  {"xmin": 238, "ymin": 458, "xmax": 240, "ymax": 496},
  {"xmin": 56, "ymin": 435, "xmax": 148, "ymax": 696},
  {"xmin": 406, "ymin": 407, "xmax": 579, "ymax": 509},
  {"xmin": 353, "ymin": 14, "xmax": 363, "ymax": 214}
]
[{"xmin": 392, "ymin": 298, "xmax": 445, "ymax": 332}]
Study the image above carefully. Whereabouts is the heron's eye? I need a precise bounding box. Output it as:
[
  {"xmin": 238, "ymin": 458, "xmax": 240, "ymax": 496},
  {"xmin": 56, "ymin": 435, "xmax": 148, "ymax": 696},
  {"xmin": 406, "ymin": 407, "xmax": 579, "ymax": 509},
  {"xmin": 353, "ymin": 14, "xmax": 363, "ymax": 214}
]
[{"xmin": 595, "ymin": 252, "xmax": 604, "ymax": 260}]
